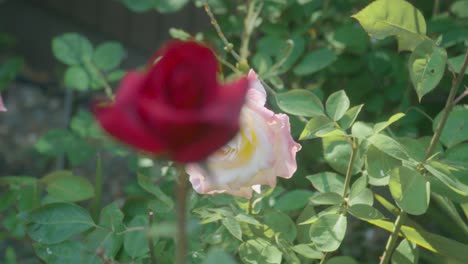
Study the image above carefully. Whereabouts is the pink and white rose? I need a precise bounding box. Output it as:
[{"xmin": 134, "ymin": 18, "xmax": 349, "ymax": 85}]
[{"xmin": 186, "ymin": 70, "xmax": 301, "ymax": 198}]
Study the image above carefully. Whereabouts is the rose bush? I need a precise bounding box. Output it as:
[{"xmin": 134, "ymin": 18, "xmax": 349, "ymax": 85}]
[
  {"xmin": 186, "ymin": 70, "xmax": 301, "ymax": 197},
  {"xmin": 94, "ymin": 41, "xmax": 249, "ymax": 162}
]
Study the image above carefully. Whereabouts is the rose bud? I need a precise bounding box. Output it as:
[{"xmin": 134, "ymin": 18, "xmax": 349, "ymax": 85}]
[{"xmin": 94, "ymin": 41, "xmax": 249, "ymax": 162}]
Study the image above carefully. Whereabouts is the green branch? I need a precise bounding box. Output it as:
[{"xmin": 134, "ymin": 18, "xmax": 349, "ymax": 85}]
[{"xmin": 379, "ymin": 211, "xmax": 406, "ymax": 264}]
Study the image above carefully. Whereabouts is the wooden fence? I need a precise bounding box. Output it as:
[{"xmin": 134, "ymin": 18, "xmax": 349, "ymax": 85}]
[{"xmin": 39, "ymin": 0, "xmax": 209, "ymax": 54}]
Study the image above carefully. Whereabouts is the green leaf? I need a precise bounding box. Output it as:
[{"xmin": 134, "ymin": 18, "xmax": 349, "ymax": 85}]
[
  {"xmin": 93, "ymin": 42, "xmax": 125, "ymax": 71},
  {"xmin": 275, "ymin": 89, "xmax": 324, "ymax": 117},
  {"xmin": 368, "ymin": 134, "xmax": 410, "ymax": 161},
  {"xmin": 222, "ymin": 216, "xmax": 242, "ymax": 241},
  {"xmin": 368, "ymin": 219, "xmax": 468, "ymax": 262},
  {"xmin": 235, "ymin": 214, "xmax": 262, "ymax": 226},
  {"xmin": 137, "ymin": 174, "xmax": 174, "ymax": 209},
  {"xmin": 204, "ymin": 248, "xmax": 237, "ymax": 264},
  {"xmin": 349, "ymin": 175, "xmax": 367, "ymax": 199},
  {"xmin": 123, "ymin": 215, "xmax": 149, "ymax": 258},
  {"xmin": 299, "ymin": 116, "xmax": 337, "ymax": 140},
  {"xmin": 35, "ymin": 129, "xmax": 73, "ymax": 156},
  {"xmin": 397, "ymin": 136, "xmax": 441, "ymax": 162},
  {"xmin": 389, "ymin": 166, "xmax": 430, "ymax": 215},
  {"xmin": 326, "ymin": 90, "xmax": 350, "ymax": 121},
  {"xmin": 64, "ymin": 66, "xmax": 89, "ymax": 91},
  {"xmin": 0, "ymin": 176, "xmax": 37, "ymax": 188},
  {"xmin": 351, "ymin": 121, "xmax": 374, "ymax": 139},
  {"xmin": 338, "ymin": 104, "xmax": 363, "ymax": 130},
  {"xmin": 34, "ymin": 240, "xmax": 99, "ymax": 264},
  {"xmin": 451, "ymin": 0, "xmax": 468, "ymax": 18},
  {"xmin": 309, "ymin": 214, "xmax": 347, "ymax": 252},
  {"xmin": 169, "ymin": 28, "xmax": 191, "ymax": 40},
  {"xmin": 274, "ymin": 190, "xmax": 314, "ymax": 212},
  {"xmin": 323, "ymin": 136, "xmax": 364, "ymax": 175},
  {"xmin": 120, "ymin": 0, "xmax": 154, "ymax": 12},
  {"xmin": 448, "ymin": 54, "xmax": 468, "ymax": 74},
  {"xmin": 310, "ymin": 192, "xmax": 343, "ymax": 205},
  {"xmin": 263, "ymin": 210, "xmax": 297, "ymax": 242},
  {"xmin": 366, "ymin": 145, "xmax": 401, "ymax": 186},
  {"xmin": 42, "ymin": 170, "xmax": 94, "ymax": 202},
  {"xmin": 293, "ymin": 48, "xmax": 337, "ymax": 75},
  {"xmin": 352, "ymin": 0, "xmax": 427, "ymax": 51},
  {"xmin": 348, "ymin": 204, "xmax": 384, "ymax": 220},
  {"xmin": 392, "ymin": 239, "xmax": 419, "ymax": 264},
  {"xmin": 349, "ymin": 188, "xmax": 374, "ymax": 206},
  {"xmin": 26, "ymin": 203, "xmax": 94, "ymax": 244},
  {"xmin": 408, "ymin": 40, "xmax": 447, "ymax": 101},
  {"xmin": 85, "ymin": 203, "xmax": 124, "ymax": 258},
  {"xmin": 373, "ymin": 113, "xmax": 405, "ymax": 133},
  {"xmin": 52, "ymin": 33, "xmax": 93, "ymax": 65},
  {"xmin": 291, "ymin": 244, "xmax": 323, "ymax": 259},
  {"xmin": 332, "ymin": 24, "xmax": 369, "ymax": 55},
  {"xmin": 70, "ymin": 110, "xmax": 102, "ymax": 138},
  {"xmin": 239, "ymin": 239, "xmax": 282, "ymax": 264},
  {"xmin": 433, "ymin": 105, "xmax": 468, "ymax": 147},
  {"xmin": 154, "ymin": 0, "xmax": 190, "ymax": 13},
  {"xmin": 425, "ymin": 161, "xmax": 468, "ymax": 196},
  {"xmin": 327, "ymin": 256, "xmax": 359, "ymax": 264},
  {"xmin": 307, "ymin": 172, "xmax": 345, "ymax": 194},
  {"xmin": 0, "ymin": 57, "xmax": 23, "ymax": 91}
]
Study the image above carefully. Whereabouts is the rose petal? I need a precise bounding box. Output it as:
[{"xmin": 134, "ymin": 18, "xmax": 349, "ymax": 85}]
[
  {"xmin": 94, "ymin": 105, "xmax": 165, "ymax": 154},
  {"xmin": 247, "ymin": 70, "xmax": 267, "ymax": 106},
  {"xmin": 138, "ymin": 77, "xmax": 249, "ymax": 162},
  {"xmin": 146, "ymin": 41, "xmax": 219, "ymax": 105}
]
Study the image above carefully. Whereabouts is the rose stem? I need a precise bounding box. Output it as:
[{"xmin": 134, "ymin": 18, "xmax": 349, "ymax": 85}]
[
  {"xmin": 148, "ymin": 211, "xmax": 157, "ymax": 264},
  {"xmin": 176, "ymin": 166, "xmax": 189, "ymax": 264},
  {"xmin": 202, "ymin": 0, "xmax": 241, "ymax": 61}
]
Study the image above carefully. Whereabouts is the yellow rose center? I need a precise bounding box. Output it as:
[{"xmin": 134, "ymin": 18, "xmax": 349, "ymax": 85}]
[{"xmin": 213, "ymin": 115, "xmax": 258, "ymax": 168}]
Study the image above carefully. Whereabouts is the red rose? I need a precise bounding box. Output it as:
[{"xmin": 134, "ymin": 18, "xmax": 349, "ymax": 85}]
[{"xmin": 94, "ymin": 41, "xmax": 249, "ymax": 162}]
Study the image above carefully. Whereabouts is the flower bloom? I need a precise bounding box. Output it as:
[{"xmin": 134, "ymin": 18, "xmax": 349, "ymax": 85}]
[
  {"xmin": 94, "ymin": 41, "xmax": 249, "ymax": 162},
  {"xmin": 0, "ymin": 94, "xmax": 6, "ymax": 112},
  {"xmin": 186, "ymin": 70, "xmax": 301, "ymax": 197}
]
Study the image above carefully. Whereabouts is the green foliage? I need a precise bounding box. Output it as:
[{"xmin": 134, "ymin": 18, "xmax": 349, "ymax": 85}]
[
  {"xmin": 389, "ymin": 166, "xmax": 430, "ymax": 215},
  {"xmin": 433, "ymin": 105, "xmax": 468, "ymax": 147},
  {"xmin": 120, "ymin": 0, "xmax": 190, "ymax": 13},
  {"xmin": 26, "ymin": 203, "xmax": 95, "ymax": 244},
  {"xmin": 408, "ymin": 40, "xmax": 447, "ymax": 101},
  {"xmin": 42, "ymin": 170, "xmax": 94, "ymax": 202},
  {"xmin": 52, "ymin": 33, "xmax": 126, "ymax": 91},
  {"xmin": 309, "ymin": 214, "xmax": 347, "ymax": 252},
  {"xmin": 352, "ymin": 0, "xmax": 427, "ymax": 51},
  {"xmin": 275, "ymin": 89, "xmax": 324, "ymax": 117}
]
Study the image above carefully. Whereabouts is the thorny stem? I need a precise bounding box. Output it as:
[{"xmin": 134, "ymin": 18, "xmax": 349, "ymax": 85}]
[
  {"xmin": 148, "ymin": 211, "xmax": 157, "ymax": 264},
  {"xmin": 202, "ymin": 0, "xmax": 241, "ymax": 61},
  {"xmin": 379, "ymin": 211, "xmax": 406, "ymax": 264},
  {"xmin": 239, "ymin": 0, "xmax": 263, "ymax": 62},
  {"xmin": 176, "ymin": 167, "xmax": 189, "ymax": 264},
  {"xmin": 424, "ymin": 48, "xmax": 468, "ymax": 161}
]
